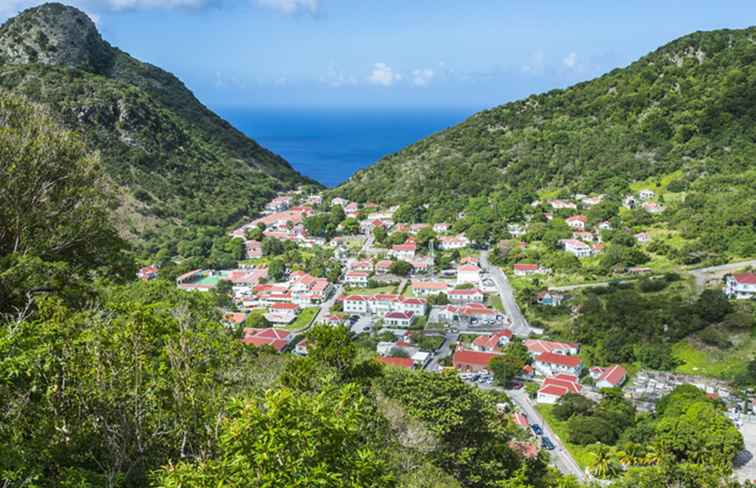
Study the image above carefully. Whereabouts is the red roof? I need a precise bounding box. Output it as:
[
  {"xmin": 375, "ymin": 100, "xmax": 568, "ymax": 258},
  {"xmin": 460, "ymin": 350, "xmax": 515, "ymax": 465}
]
[
  {"xmin": 271, "ymin": 302, "xmax": 298, "ymax": 311},
  {"xmin": 448, "ymin": 288, "xmax": 482, "ymax": 296},
  {"xmin": 733, "ymin": 273, "xmax": 756, "ymax": 285},
  {"xmin": 472, "ymin": 329, "xmax": 513, "ymax": 350},
  {"xmin": 377, "ymin": 356, "xmax": 414, "ymax": 369},
  {"xmin": 384, "ymin": 311, "xmax": 414, "ymax": 320},
  {"xmin": 597, "ymin": 364, "xmax": 626, "ymax": 386},
  {"xmin": 513, "ymin": 412, "xmax": 529, "ymax": 427},
  {"xmin": 392, "ymin": 243, "xmax": 417, "ymax": 252},
  {"xmin": 344, "ymin": 295, "xmax": 366, "ymax": 302},
  {"xmin": 566, "ymin": 215, "xmax": 588, "ymax": 223},
  {"xmin": 458, "ymin": 264, "xmax": 481, "ymax": 272},
  {"xmin": 513, "ymin": 263, "xmax": 539, "ymax": 271},
  {"xmin": 346, "ymin": 271, "xmax": 369, "ymax": 277},
  {"xmin": 536, "ymin": 351, "xmax": 582, "ymax": 368},
  {"xmin": 538, "ymin": 384, "xmax": 570, "ymax": 397},
  {"xmin": 524, "ymin": 339, "xmax": 578, "ymax": 355},
  {"xmin": 453, "ymin": 349, "xmax": 499, "ymax": 367}
]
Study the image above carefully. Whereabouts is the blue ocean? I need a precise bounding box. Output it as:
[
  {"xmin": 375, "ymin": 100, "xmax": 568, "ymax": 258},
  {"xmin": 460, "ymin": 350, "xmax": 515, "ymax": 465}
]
[{"xmin": 217, "ymin": 107, "xmax": 477, "ymax": 187}]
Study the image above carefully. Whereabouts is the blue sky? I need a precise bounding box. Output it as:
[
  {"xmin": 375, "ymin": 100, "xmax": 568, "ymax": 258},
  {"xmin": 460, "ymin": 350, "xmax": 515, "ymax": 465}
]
[{"xmin": 2, "ymin": 0, "xmax": 755, "ymax": 110}]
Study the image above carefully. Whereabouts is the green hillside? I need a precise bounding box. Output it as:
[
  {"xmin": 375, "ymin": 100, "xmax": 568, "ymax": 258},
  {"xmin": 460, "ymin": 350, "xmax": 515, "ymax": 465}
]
[
  {"xmin": 339, "ymin": 27, "xmax": 756, "ymax": 258},
  {"xmin": 0, "ymin": 3, "xmax": 314, "ymax": 239}
]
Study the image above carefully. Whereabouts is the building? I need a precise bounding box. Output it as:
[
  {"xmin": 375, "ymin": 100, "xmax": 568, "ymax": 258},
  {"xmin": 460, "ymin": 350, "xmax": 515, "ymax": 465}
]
[
  {"xmin": 471, "ymin": 329, "xmax": 513, "ymax": 353},
  {"xmin": 411, "ymin": 280, "xmax": 449, "ymax": 297},
  {"xmin": 635, "ymin": 232, "xmax": 650, "ymax": 243},
  {"xmin": 725, "ymin": 273, "xmax": 756, "ymax": 300},
  {"xmin": 536, "ymin": 374, "xmax": 581, "ymax": 404},
  {"xmin": 513, "ymin": 263, "xmax": 547, "ymax": 277},
  {"xmin": 447, "ymin": 287, "xmax": 485, "ymax": 304},
  {"xmin": 565, "ymin": 215, "xmax": 588, "ymax": 230},
  {"xmin": 344, "ymin": 271, "xmax": 370, "ymax": 287},
  {"xmin": 534, "ymin": 351, "xmax": 582, "ymax": 377},
  {"xmin": 390, "ymin": 242, "xmax": 417, "ymax": 260},
  {"xmin": 241, "ymin": 328, "xmax": 292, "ymax": 352},
  {"xmin": 457, "ymin": 264, "xmax": 481, "ymax": 285},
  {"xmin": 265, "ymin": 196, "xmax": 292, "ymax": 212},
  {"xmin": 524, "ymin": 339, "xmax": 579, "ymax": 356},
  {"xmin": 590, "ymin": 365, "xmax": 627, "ymax": 389},
  {"xmin": 433, "ymin": 223, "xmax": 450, "ymax": 233},
  {"xmin": 452, "ymin": 349, "xmax": 500, "ymax": 372},
  {"xmin": 561, "ymin": 239, "xmax": 592, "ymax": 258},
  {"xmin": 441, "ymin": 302, "xmax": 498, "ymax": 322},
  {"xmin": 548, "ymin": 199, "xmax": 577, "ymax": 210},
  {"xmin": 137, "ymin": 265, "xmax": 158, "ymax": 281},
  {"xmin": 642, "ymin": 201, "xmax": 665, "ymax": 214},
  {"xmin": 581, "ymin": 195, "xmax": 604, "ymax": 207},
  {"xmin": 350, "ymin": 259, "xmax": 374, "ymax": 272},
  {"xmin": 536, "ymin": 290, "xmax": 565, "ymax": 307},
  {"xmin": 377, "ymin": 356, "xmax": 414, "ymax": 369},
  {"xmin": 245, "ymin": 240, "xmax": 263, "ymax": 258},
  {"xmin": 437, "ymin": 234, "xmax": 470, "ymax": 250},
  {"xmin": 294, "ymin": 339, "xmax": 309, "ymax": 356},
  {"xmin": 507, "ymin": 223, "xmax": 527, "ymax": 238},
  {"xmin": 343, "ymin": 294, "xmax": 427, "ymax": 317},
  {"xmin": 383, "ymin": 311, "xmax": 415, "ymax": 328},
  {"xmin": 572, "ymin": 231, "xmax": 594, "ymax": 242},
  {"xmin": 375, "ymin": 259, "xmax": 393, "ymax": 274},
  {"xmin": 639, "ymin": 189, "xmax": 655, "ymax": 200}
]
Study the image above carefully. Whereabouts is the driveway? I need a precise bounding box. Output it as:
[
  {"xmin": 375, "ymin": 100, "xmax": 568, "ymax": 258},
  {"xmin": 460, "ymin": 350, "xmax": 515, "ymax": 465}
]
[
  {"xmin": 735, "ymin": 420, "xmax": 756, "ymax": 483},
  {"xmin": 479, "ymin": 251, "xmax": 533, "ymax": 337}
]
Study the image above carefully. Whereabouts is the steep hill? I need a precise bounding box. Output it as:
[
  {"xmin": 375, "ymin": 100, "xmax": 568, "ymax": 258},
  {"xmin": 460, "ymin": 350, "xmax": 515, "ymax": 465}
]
[
  {"xmin": 339, "ymin": 27, "xmax": 755, "ymax": 210},
  {"xmin": 0, "ymin": 3, "xmax": 314, "ymax": 237}
]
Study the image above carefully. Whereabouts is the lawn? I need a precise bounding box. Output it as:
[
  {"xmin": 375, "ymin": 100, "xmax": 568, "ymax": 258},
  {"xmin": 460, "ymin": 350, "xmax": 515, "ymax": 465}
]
[
  {"xmin": 536, "ymin": 404, "xmax": 593, "ymax": 470},
  {"xmin": 488, "ymin": 294, "xmax": 504, "ymax": 312},
  {"xmin": 672, "ymin": 332, "xmax": 756, "ymax": 380},
  {"xmin": 344, "ymin": 285, "xmax": 397, "ymax": 296},
  {"xmin": 288, "ymin": 307, "xmax": 319, "ymax": 330}
]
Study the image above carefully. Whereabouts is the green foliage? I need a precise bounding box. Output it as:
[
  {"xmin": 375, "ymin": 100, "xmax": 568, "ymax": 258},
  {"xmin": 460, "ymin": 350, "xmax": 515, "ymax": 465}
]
[
  {"xmin": 390, "ymin": 259, "xmax": 413, "ymax": 276},
  {"xmin": 490, "ymin": 339, "xmax": 531, "ymax": 387}
]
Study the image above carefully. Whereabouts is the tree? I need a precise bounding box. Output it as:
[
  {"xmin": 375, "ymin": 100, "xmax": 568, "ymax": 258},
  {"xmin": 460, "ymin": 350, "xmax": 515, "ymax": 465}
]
[
  {"xmin": 694, "ymin": 289, "xmax": 732, "ymax": 323},
  {"xmin": 390, "ymin": 260, "xmax": 414, "ymax": 276},
  {"xmin": 415, "ymin": 227, "xmax": 436, "ymax": 248},
  {"xmin": 244, "ymin": 226, "xmax": 264, "ymax": 241},
  {"xmin": 307, "ymin": 325, "xmax": 357, "ymax": 377},
  {"xmin": 489, "ymin": 355, "xmax": 524, "ymax": 386},
  {"xmin": 341, "ymin": 217, "xmax": 360, "ymax": 235},
  {"xmin": 588, "ymin": 444, "xmax": 621, "ymax": 479},
  {"xmin": 153, "ymin": 385, "xmax": 396, "ymax": 488},
  {"xmin": 262, "ymin": 237, "xmax": 285, "ymax": 256},
  {"xmin": 553, "ymin": 393, "xmax": 595, "ymax": 421}
]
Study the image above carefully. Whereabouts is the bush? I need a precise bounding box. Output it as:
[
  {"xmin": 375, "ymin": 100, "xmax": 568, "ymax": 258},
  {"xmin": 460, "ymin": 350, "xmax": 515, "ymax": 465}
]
[
  {"xmin": 697, "ymin": 327, "xmax": 732, "ymax": 349},
  {"xmin": 638, "ymin": 277, "xmax": 668, "ymax": 293}
]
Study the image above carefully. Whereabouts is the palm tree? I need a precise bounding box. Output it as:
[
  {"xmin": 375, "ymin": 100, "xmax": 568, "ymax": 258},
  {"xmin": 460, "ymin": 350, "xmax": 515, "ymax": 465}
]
[
  {"xmin": 588, "ymin": 444, "xmax": 620, "ymax": 479},
  {"xmin": 618, "ymin": 442, "xmax": 646, "ymax": 467},
  {"xmin": 642, "ymin": 443, "xmax": 663, "ymax": 466}
]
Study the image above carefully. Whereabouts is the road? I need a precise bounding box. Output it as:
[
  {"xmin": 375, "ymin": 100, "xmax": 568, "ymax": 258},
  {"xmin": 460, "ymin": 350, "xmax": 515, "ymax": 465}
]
[
  {"xmin": 689, "ymin": 259, "xmax": 756, "ymax": 292},
  {"xmin": 479, "ymin": 251, "xmax": 533, "ymax": 337},
  {"xmin": 299, "ymin": 284, "xmax": 343, "ymax": 334},
  {"xmin": 425, "ymin": 331, "xmax": 457, "ymax": 372},
  {"xmin": 506, "ymin": 388, "xmax": 586, "ymax": 481}
]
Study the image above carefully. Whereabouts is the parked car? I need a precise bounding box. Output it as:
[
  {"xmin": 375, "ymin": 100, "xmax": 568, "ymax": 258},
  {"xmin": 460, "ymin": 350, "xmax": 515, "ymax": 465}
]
[
  {"xmin": 530, "ymin": 424, "xmax": 543, "ymax": 436},
  {"xmin": 542, "ymin": 436, "xmax": 555, "ymax": 450}
]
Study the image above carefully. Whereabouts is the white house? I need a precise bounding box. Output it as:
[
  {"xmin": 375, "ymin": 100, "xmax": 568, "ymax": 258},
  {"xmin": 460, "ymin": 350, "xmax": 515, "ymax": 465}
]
[
  {"xmin": 390, "ymin": 242, "xmax": 417, "ymax": 260},
  {"xmin": 565, "ymin": 215, "xmax": 588, "ymax": 230},
  {"xmin": 725, "ymin": 273, "xmax": 756, "ymax": 300},
  {"xmin": 590, "ymin": 365, "xmax": 627, "ymax": 389},
  {"xmin": 534, "ymin": 352, "xmax": 582, "ymax": 377},
  {"xmin": 524, "ymin": 339, "xmax": 579, "ymax": 357},
  {"xmin": 447, "ymin": 288, "xmax": 485, "ymax": 304},
  {"xmin": 344, "ymin": 271, "xmax": 369, "ymax": 287},
  {"xmin": 513, "ymin": 263, "xmax": 547, "ymax": 277},
  {"xmin": 642, "ymin": 201, "xmax": 665, "ymax": 214},
  {"xmin": 562, "ymin": 239, "xmax": 592, "ymax": 258},
  {"xmin": 639, "ymin": 189, "xmax": 656, "ymax": 200},
  {"xmin": 471, "ymin": 329, "xmax": 513, "ymax": 353},
  {"xmin": 536, "ymin": 375, "xmax": 581, "ymax": 404},
  {"xmin": 507, "ymin": 223, "xmax": 527, "ymax": 238},
  {"xmin": 457, "ymin": 264, "xmax": 481, "ymax": 285},
  {"xmin": 433, "ymin": 223, "xmax": 450, "ymax": 233},
  {"xmin": 438, "ymin": 234, "xmax": 470, "ymax": 250},
  {"xmin": 383, "ymin": 311, "xmax": 415, "ymax": 328},
  {"xmin": 548, "ymin": 199, "xmax": 577, "ymax": 210}
]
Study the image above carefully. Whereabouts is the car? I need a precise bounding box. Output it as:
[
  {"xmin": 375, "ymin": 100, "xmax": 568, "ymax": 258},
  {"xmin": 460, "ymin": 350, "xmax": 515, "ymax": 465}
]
[
  {"xmin": 511, "ymin": 382, "xmax": 524, "ymax": 390},
  {"xmin": 541, "ymin": 436, "xmax": 555, "ymax": 450},
  {"xmin": 530, "ymin": 424, "xmax": 543, "ymax": 436}
]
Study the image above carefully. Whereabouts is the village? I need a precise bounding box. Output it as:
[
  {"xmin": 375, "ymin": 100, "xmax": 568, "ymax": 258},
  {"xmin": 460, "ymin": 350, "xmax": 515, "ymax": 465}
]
[{"xmin": 138, "ymin": 188, "xmax": 756, "ymax": 481}]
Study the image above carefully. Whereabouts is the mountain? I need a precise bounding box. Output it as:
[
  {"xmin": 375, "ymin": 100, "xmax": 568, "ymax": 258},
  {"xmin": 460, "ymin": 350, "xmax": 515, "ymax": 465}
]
[
  {"xmin": 0, "ymin": 3, "xmax": 314, "ymax": 238},
  {"xmin": 338, "ymin": 27, "xmax": 755, "ymax": 222}
]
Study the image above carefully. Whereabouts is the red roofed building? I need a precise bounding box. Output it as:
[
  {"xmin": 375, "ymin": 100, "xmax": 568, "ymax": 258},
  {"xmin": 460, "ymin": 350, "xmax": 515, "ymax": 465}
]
[
  {"xmin": 537, "ymin": 374, "xmax": 582, "ymax": 404},
  {"xmin": 411, "ymin": 280, "xmax": 449, "ymax": 297},
  {"xmin": 375, "ymin": 259, "xmax": 393, "ymax": 274},
  {"xmin": 726, "ymin": 273, "xmax": 756, "ymax": 300},
  {"xmin": 452, "ymin": 349, "xmax": 500, "ymax": 372},
  {"xmin": 565, "ymin": 215, "xmax": 588, "ymax": 230},
  {"xmin": 513, "ymin": 263, "xmax": 548, "ymax": 277},
  {"xmin": 590, "ymin": 364, "xmax": 627, "ymax": 389},
  {"xmin": 241, "ymin": 328, "xmax": 292, "ymax": 352},
  {"xmin": 383, "ymin": 311, "xmax": 415, "ymax": 328},
  {"xmin": 137, "ymin": 265, "xmax": 158, "ymax": 281},
  {"xmin": 534, "ymin": 352, "xmax": 582, "ymax": 377},
  {"xmin": 512, "ymin": 412, "xmax": 529, "ymax": 428},
  {"xmin": 524, "ymin": 339, "xmax": 579, "ymax": 356},
  {"xmin": 471, "ymin": 329, "xmax": 513, "ymax": 353},
  {"xmin": 390, "ymin": 241, "xmax": 417, "ymax": 260},
  {"xmin": 345, "ymin": 271, "xmax": 369, "ymax": 287},
  {"xmin": 457, "ymin": 264, "xmax": 481, "ymax": 285},
  {"xmin": 377, "ymin": 356, "xmax": 414, "ymax": 369},
  {"xmin": 447, "ymin": 287, "xmax": 484, "ymax": 304}
]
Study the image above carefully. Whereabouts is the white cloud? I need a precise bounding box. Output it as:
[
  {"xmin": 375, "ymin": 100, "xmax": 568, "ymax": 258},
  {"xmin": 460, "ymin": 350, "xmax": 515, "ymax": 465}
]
[
  {"xmin": 563, "ymin": 51, "xmax": 577, "ymax": 69},
  {"xmin": 320, "ymin": 63, "xmax": 357, "ymax": 87},
  {"xmin": 412, "ymin": 68, "xmax": 434, "ymax": 87},
  {"xmin": 367, "ymin": 62, "xmax": 400, "ymax": 87},
  {"xmin": 255, "ymin": 0, "xmax": 318, "ymax": 14},
  {"xmin": 521, "ymin": 50, "xmax": 545, "ymax": 74}
]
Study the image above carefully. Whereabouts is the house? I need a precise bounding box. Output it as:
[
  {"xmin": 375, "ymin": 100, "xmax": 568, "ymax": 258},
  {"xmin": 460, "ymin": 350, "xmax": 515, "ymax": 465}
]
[
  {"xmin": 331, "ymin": 197, "xmax": 349, "ymax": 207},
  {"xmin": 318, "ymin": 314, "xmax": 344, "ymax": 326},
  {"xmin": 223, "ymin": 312, "xmax": 248, "ymax": 327},
  {"xmin": 344, "ymin": 202, "xmax": 360, "ymax": 218},
  {"xmin": 383, "ymin": 311, "xmax": 415, "ymax": 328},
  {"xmin": 548, "ymin": 199, "xmax": 577, "ymax": 210},
  {"xmin": 623, "ymin": 196, "xmax": 637, "ymax": 209},
  {"xmin": 390, "ymin": 242, "xmax": 417, "ymax": 260},
  {"xmin": 375, "ymin": 259, "xmax": 393, "ymax": 274},
  {"xmin": 536, "ymin": 290, "xmax": 565, "ymax": 307},
  {"xmin": 536, "ymin": 374, "xmax": 581, "ymax": 404},
  {"xmin": 265, "ymin": 196, "xmax": 292, "ymax": 212},
  {"xmin": 409, "ymin": 223, "xmax": 430, "ymax": 234},
  {"xmin": 507, "ymin": 223, "xmax": 527, "ymax": 238},
  {"xmin": 639, "ymin": 189, "xmax": 655, "ymax": 200},
  {"xmin": 534, "ymin": 351, "xmax": 582, "ymax": 377},
  {"xmin": 590, "ymin": 365, "xmax": 627, "ymax": 389},
  {"xmin": 137, "ymin": 265, "xmax": 158, "ymax": 281},
  {"xmin": 725, "ymin": 273, "xmax": 756, "ymax": 300},
  {"xmin": 565, "ymin": 215, "xmax": 588, "ymax": 230},
  {"xmin": 634, "ymin": 232, "xmax": 650, "ymax": 243},
  {"xmin": 471, "ymin": 329, "xmax": 513, "ymax": 352},
  {"xmin": 241, "ymin": 328, "xmax": 292, "ymax": 352},
  {"xmin": 350, "ymin": 259, "xmax": 374, "ymax": 272},
  {"xmin": 447, "ymin": 287, "xmax": 485, "ymax": 304},
  {"xmin": 265, "ymin": 302, "xmax": 299, "ymax": 324},
  {"xmin": 513, "ymin": 263, "xmax": 547, "ymax": 277},
  {"xmin": 512, "ymin": 412, "xmax": 529, "ymax": 428},
  {"xmin": 441, "ymin": 303, "xmax": 498, "ymax": 322},
  {"xmin": 598, "ymin": 221, "xmax": 612, "ymax": 231},
  {"xmin": 433, "ymin": 223, "xmax": 450, "ymax": 233},
  {"xmin": 561, "ymin": 239, "xmax": 592, "ymax": 258},
  {"xmin": 305, "ymin": 195, "xmax": 323, "ymax": 206},
  {"xmin": 591, "ymin": 243, "xmax": 606, "ymax": 254},
  {"xmin": 377, "ymin": 356, "xmax": 414, "ymax": 369},
  {"xmin": 409, "ymin": 256, "xmax": 434, "ymax": 274},
  {"xmin": 524, "ymin": 339, "xmax": 579, "ymax": 356},
  {"xmin": 411, "ymin": 280, "xmax": 449, "ymax": 297},
  {"xmin": 437, "ymin": 234, "xmax": 470, "ymax": 250},
  {"xmin": 343, "ymin": 294, "xmax": 427, "ymax": 317},
  {"xmin": 343, "ymin": 295, "xmax": 368, "ymax": 314},
  {"xmin": 345, "ymin": 271, "xmax": 370, "ymax": 287},
  {"xmin": 581, "ymin": 195, "xmax": 604, "ymax": 207},
  {"xmin": 294, "ymin": 339, "xmax": 309, "ymax": 356},
  {"xmin": 572, "ymin": 231, "xmax": 594, "ymax": 242},
  {"xmin": 452, "ymin": 349, "xmax": 500, "ymax": 372},
  {"xmin": 642, "ymin": 201, "xmax": 665, "ymax": 214},
  {"xmin": 508, "ymin": 440, "xmax": 539, "ymax": 460},
  {"xmin": 245, "ymin": 240, "xmax": 263, "ymax": 258},
  {"xmin": 457, "ymin": 264, "xmax": 481, "ymax": 285}
]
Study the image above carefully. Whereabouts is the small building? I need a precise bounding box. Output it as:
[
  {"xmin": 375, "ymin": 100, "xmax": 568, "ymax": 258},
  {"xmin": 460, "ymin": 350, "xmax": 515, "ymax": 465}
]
[
  {"xmin": 513, "ymin": 263, "xmax": 547, "ymax": 277},
  {"xmin": 294, "ymin": 339, "xmax": 309, "ymax": 356},
  {"xmin": 471, "ymin": 329, "xmax": 513, "ymax": 353},
  {"xmin": 725, "ymin": 273, "xmax": 756, "ymax": 300},
  {"xmin": 639, "ymin": 189, "xmax": 655, "ymax": 200},
  {"xmin": 452, "ymin": 349, "xmax": 500, "ymax": 372},
  {"xmin": 524, "ymin": 339, "xmax": 579, "ymax": 357},
  {"xmin": 377, "ymin": 356, "xmax": 414, "ymax": 369},
  {"xmin": 137, "ymin": 265, "xmax": 159, "ymax": 281},
  {"xmin": 390, "ymin": 242, "xmax": 417, "ymax": 260},
  {"xmin": 437, "ymin": 234, "xmax": 470, "ymax": 251},
  {"xmin": 561, "ymin": 239, "xmax": 592, "ymax": 258},
  {"xmin": 343, "ymin": 295, "xmax": 368, "ymax": 314},
  {"xmin": 383, "ymin": 311, "xmax": 415, "ymax": 328},
  {"xmin": 590, "ymin": 364, "xmax": 627, "ymax": 389},
  {"xmin": 447, "ymin": 287, "xmax": 484, "ymax": 304},
  {"xmin": 350, "ymin": 259, "xmax": 374, "ymax": 272},
  {"xmin": 536, "ymin": 374, "xmax": 581, "ymax": 404},
  {"xmin": 536, "ymin": 290, "xmax": 565, "ymax": 307},
  {"xmin": 457, "ymin": 264, "xmax": 481, "ymax": 285},
  {"xmin": 245, "ymin": 240, "xmax": 263, "ymax": 259},
  {"xmin": 565, "ymin": 215, "xmax": 588, "ymax": 230},
  {"xmin": 241, "ymin": 328, "xmax": 292, "ymax": 352},
  {"xmin": 642, "ymin": 201, "xmax": 665, "ymax": 214},
  {"xmin": 635, "ymin": 232, "xmax": 650, "ymax": 243},
  {"xmin": 411, "ymin": 280, "xmax": 449, "ymax": 297},
  {"xmin": 433, "ymin": 223, "xmax": 450, "ymax": 233},
  {"xmin": 375, "ymin": 259, "xmax": 393, "ymax": 274},
  {"xmin": 534, "ymin": 351, "xmax": 582, "ymax": 377},
  {"xmin": 344, "ymin": 271, "xmax": 370, "ymax": 287},
  {"xmin": 548, "ymin": 199, "xmax": 577, "ymax": 210}
]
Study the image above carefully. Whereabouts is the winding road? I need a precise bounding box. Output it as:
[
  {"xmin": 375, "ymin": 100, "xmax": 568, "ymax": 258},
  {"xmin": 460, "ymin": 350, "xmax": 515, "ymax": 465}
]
[{"xmin": 479, "ymin": 251, "xmax": 533, "ymax": 337}]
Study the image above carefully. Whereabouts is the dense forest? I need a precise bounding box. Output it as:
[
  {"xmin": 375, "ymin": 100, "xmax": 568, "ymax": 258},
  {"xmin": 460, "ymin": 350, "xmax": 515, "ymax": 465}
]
[
  {"xmin": 0, "ymin": 3, "xmax": 313, "ymax": 244},
  {"xmin": 339, "ymin": 27, "xmax": 756, "ymax": 259}
]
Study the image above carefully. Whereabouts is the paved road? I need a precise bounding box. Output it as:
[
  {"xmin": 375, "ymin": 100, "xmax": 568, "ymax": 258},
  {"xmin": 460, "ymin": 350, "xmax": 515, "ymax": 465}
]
[
  {"xmin": 689, "ymin": 259, "xmax": 756, "ymax": 292},
  {"xmin": 425, "ymin": 332, "xmax": 457, "ymax": 372},
  {"xmin": 479, "ymin": 251, "xmax": 533, "ymax": 337},
  {"xmin": 302, "ymin": 284, "xmax": 343, "ymax": 333},
  {"xmin": 506, "ymin": 388, "xmax": 586, "ymax": 481}
]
